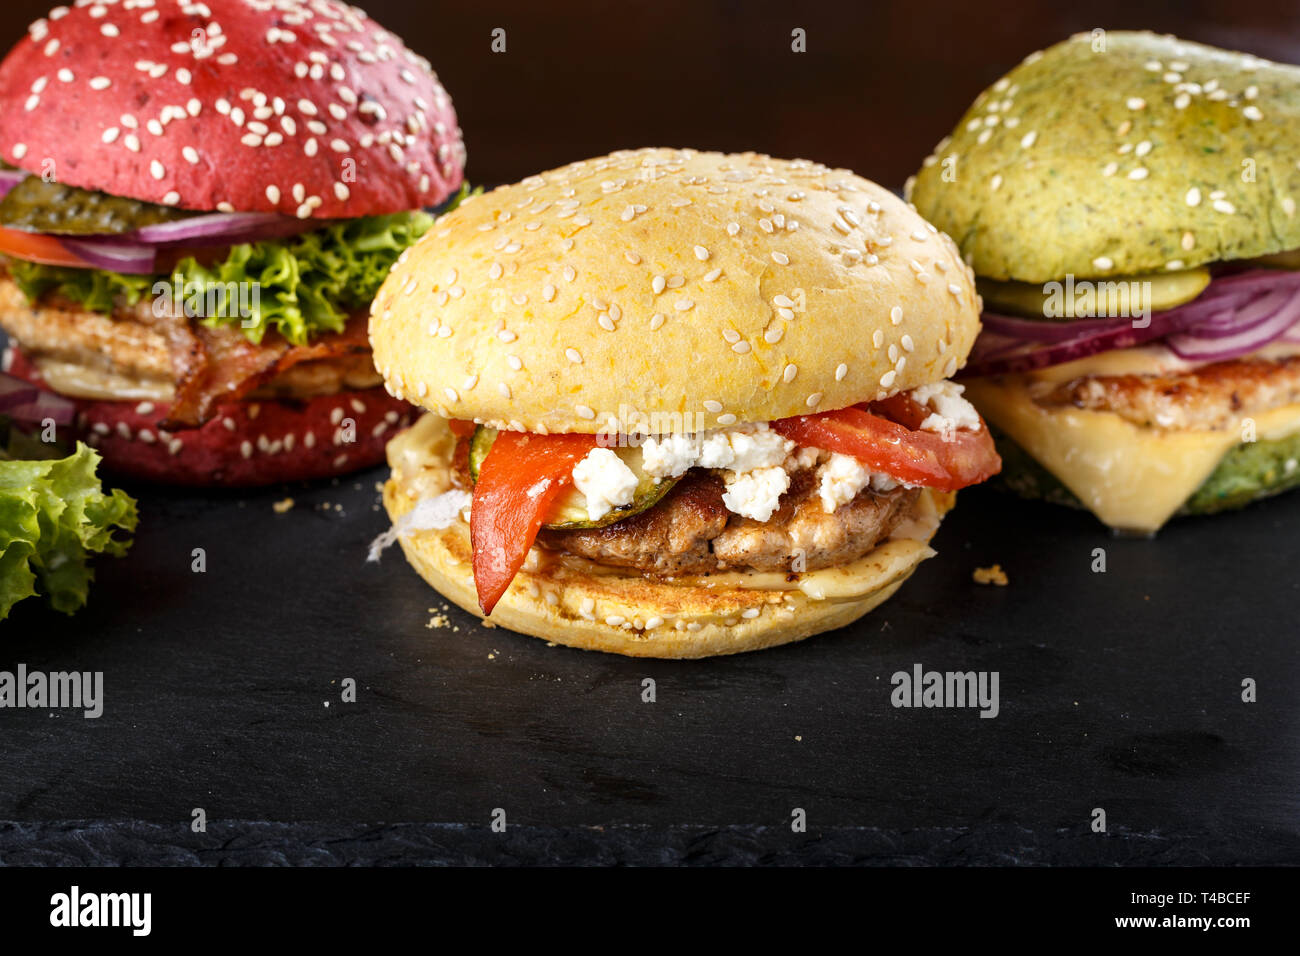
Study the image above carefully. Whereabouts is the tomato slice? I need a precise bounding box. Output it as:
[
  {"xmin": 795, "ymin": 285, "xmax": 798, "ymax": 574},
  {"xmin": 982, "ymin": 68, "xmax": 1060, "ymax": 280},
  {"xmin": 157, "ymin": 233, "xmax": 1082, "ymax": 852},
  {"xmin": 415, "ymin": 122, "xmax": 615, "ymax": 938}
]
[
  {"xmin": 771, "ymin": 403, "xmax": 1001, "ymax": 492},
  {"xmin": 470, "ymin": 431, "xmax": 598, "ymax": 615},
  {"xmin": 0, "ymin": 226, "xmax": 95, "ymax": 268}
]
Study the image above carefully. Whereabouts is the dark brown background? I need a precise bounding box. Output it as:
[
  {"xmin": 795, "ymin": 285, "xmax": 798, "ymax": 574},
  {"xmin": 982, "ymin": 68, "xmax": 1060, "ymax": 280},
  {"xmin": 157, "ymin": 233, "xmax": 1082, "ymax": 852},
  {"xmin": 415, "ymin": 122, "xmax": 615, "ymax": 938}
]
[{"xmin": 5, "ymin": 0, "xmax": 1299, "ymax": 189}]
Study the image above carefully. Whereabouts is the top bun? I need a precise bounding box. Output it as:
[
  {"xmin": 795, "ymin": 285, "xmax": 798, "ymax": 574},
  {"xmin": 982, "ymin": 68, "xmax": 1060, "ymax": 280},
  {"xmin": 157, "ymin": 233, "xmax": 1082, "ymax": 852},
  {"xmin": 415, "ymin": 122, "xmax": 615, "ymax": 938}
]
[
  {"xmin": 0, "ymin": 0, "xmax": 466, "ymax": 218},
  {"xmin": 369, "ymin": 148, "xmax": 980, "ymax": 435},
  {"xmin": 908, "ymin": 31, "xmax": 1300, "ymax": 282}
]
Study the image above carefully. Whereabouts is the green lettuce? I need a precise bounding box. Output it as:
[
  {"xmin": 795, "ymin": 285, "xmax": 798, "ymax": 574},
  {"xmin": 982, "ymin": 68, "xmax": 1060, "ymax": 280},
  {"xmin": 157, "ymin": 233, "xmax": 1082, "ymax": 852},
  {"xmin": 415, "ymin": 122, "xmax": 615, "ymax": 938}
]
[
  {"xmin": 5, "ymin": 184, "xmax": 475, "ymax": 346},
  {"xmin": 0, "ymin": 443, "xmax": 137, "ymax": 620}
]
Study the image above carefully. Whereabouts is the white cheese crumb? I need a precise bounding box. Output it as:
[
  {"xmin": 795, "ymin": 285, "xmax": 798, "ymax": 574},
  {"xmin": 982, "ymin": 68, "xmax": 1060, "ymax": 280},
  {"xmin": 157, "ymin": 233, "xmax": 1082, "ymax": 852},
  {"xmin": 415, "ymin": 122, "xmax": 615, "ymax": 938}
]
[
  {"xmin": 639, "ymin": 432, "xmax": 697, "ymax": 478},
  {"xmin": 817, "ymin": 453, "xmax": 872, "ymax": 513},
  {"xmin": 641, "ymin": 423, "xmax": 794, "ymax": 478},
  {"xmin": 911, "ymin": 380, "xmax": 981, "ymax": 438},
  {"xmin": 572, "ymin": 447, "xmax": 639, "ymax": 521},
  {"xmin": 722, "ymin": 466, "xmax": 790, "ymax": 522}
]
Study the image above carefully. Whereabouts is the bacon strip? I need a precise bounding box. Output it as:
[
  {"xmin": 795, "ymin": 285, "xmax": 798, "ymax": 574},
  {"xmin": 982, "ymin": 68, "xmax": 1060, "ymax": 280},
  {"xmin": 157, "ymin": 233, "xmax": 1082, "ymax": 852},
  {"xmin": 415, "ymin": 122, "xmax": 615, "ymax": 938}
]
[{"xmin": 159, "ymin": 315, "xmax": 372, "ymax": 429}]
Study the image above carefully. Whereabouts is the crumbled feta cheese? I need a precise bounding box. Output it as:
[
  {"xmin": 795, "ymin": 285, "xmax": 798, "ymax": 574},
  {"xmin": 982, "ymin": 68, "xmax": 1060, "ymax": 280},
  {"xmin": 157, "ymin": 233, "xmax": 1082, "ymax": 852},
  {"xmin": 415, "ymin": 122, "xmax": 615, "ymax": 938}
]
[
  {"xmin": 639, "ymin": 432, "xmax": 697, "ymax": 478},
  {"xmin": 817, "ymin": 453, "xmax": 872, "ymax": 513},
  {"xmin": 785, "ymin": 445, "xmax": 823, "ymax": 471},
  {"xmin": 722, "ymin": 466, "xmax": 790, "ymax": 522},
  {"xmin": 911, "ymin": 380, "xmax": 981, "ymax": 438},
  {"xmin": 641, "ymin": 422, "xmax": 794, "ymax": 478},
  {"xmin": 572, "ymin": 447, "xmax": 639, "ymax": 521}
]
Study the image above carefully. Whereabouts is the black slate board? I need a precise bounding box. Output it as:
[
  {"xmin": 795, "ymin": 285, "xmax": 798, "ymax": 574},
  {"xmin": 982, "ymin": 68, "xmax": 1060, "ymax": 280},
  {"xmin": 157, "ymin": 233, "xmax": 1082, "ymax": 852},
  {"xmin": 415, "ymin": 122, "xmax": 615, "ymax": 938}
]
[{"xmin": 2, "ymin": 427, "xmax": 1298, "ymax": 864}]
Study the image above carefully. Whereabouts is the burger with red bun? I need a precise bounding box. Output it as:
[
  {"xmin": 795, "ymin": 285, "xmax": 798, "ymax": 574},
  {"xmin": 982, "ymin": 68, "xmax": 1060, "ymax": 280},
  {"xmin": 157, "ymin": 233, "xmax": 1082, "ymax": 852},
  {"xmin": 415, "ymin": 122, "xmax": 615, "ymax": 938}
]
[{"xmin": 0, "ymin": 0, "xmax": 467, "ymax": 485}]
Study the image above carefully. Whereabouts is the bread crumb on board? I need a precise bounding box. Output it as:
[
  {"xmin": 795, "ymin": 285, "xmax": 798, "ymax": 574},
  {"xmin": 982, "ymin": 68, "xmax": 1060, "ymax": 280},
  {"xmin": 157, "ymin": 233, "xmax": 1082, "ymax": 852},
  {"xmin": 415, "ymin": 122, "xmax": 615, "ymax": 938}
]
[
  {"xmin": 272, "ymin": 497, "xmax": 295, "ymax": 514},
  {"xmin": 973, "ymin": 564, "xmax": 1009, "ymax": 586}
]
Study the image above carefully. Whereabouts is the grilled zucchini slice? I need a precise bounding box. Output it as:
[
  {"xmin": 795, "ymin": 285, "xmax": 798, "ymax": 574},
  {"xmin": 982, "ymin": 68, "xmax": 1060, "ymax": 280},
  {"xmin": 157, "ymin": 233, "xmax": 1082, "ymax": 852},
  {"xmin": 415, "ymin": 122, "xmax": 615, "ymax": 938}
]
[{"xmin": 467, "ymin": 426, "xmax": 678, "ymax": 530}]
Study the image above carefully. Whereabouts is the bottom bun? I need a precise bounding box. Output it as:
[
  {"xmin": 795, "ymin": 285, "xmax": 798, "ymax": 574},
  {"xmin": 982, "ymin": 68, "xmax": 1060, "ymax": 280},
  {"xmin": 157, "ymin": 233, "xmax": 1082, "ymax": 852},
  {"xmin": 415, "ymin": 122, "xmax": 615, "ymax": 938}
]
[
  {"xmin": 8, "ymin": 347, "xmax": 411, "ymax": 486},
  {"xmin": 381, "ymin": 413, "xmax": 954, "ymax": 659}
]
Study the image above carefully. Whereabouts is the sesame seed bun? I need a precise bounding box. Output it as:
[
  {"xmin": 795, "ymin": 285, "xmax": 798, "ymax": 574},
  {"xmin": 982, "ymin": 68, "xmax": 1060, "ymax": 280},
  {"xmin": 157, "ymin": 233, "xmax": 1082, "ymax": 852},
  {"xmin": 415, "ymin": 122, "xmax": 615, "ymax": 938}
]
[
  {"xmin": 369, "ymin": 148, "xmax": 981, "ymax": 435},
  {"xmin": 382, "ymin": 413, "xmax": 953, "ymax": 658},
  {"xmin": 0, "ymin": 0, "xmax": 466, "ymax": 217},
  {"xmin": 907, "ymin": 31, "xmax": 1300, "ymax": 282}
]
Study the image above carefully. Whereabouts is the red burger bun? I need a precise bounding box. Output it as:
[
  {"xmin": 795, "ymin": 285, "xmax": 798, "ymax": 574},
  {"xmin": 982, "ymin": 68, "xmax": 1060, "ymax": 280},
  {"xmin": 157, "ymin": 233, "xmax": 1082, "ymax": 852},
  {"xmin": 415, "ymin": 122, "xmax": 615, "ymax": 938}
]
[
  {"xmin": 0, "ymin": 0, "xmax": 465, "ymax": 218},
  {"xmin": 7, "ymin": 346, "xmax": 412, "ymax": 486}
]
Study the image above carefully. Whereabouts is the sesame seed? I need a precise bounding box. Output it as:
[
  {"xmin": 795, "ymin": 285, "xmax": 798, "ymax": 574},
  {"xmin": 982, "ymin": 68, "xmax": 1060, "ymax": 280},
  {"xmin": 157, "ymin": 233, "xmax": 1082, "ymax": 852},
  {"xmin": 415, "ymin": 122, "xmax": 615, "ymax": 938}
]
[
  {"xmin": 150, "ymin": 160, "xmax": 165, "ymax": 180},
  {"xmin": 771, "ymin": 251, "xmax": 790, "ymax": 265},
  {"xmin": 1126, "ymin": 97, "xmax": 1146, "ymax": 110},
  {"xmin": 1243, "ymin": 105, "xmax": 1263, "ymax": 121},
  {"xmin": 694, "ymin": 245, "xmax": 710, "ymax": 260},
  {"xmin": 576, "ymin": 405, "xmax": 596, "ymax": 420},
  {"xmin": 652, "ymin": 275, "xmax": 666, "ymax": 294},
  {"xmin": 1093, "ymin": 256, "xmax": 1114, "ymax": 271},
  {"xmin": 1185, "ymin": 187, "xmax": 1201, "ymax": 207},
  {"xmin": 183, "ymin": 146, "xmax": 200, "ymax": 164},
  {"xmin": 674, "ymin": 299, "xmax": 693, "ymax": 311},
  {"xmin": 806, "ymin": 392, "xmax": 823, "ymax": 407},
  {"xmin": 782, "ymin": 364, "xmax": 797, "ymax": 384},
  {"xmin": 890, "ymin": 306, "xmax": 903, "ymax": 325},
  {"xmin": 1212, "ymin": 199, "xmax": 1235, "ymax": 214},
  {"xmin": 1020, "ymin": 130, "xmax": 1037, "ymax": 148},
  {"xmin": 880, "ymin": 371, "xmax": 897, "ymax": 388},
  {"xmin": 1127, "ymin": 167, "xmax": 1149, "ymax": 181},
  {"xmin": 835, "ymin": 363, "xmax": 848, "ymax": 380},
  {"xmin": 566, "ymin": 348, "xmax": 582, "ymax": 363},
  {"xmin": 703, "ymin": 400, "xmax": 723, "ymax": 413},
  {"xmin": 266, "ymin": 185, "xmax": 281, "ymax": 204},
  {"xmin": 649, "ymin": 313, "xmax": 666, "ymax": 330},
  {"xmin": 1102, "ymin": 162, "xmax": 1119, "ymax": 177},
  {"xmin": 101, "ymin": 127, "xmax": 119, "ymax": 144}
]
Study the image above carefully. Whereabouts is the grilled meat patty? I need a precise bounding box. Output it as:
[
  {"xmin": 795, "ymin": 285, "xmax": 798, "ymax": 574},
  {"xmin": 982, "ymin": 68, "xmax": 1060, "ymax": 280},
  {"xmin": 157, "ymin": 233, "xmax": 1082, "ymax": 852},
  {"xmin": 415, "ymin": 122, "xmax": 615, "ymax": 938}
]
[
  {"xmin": 538, "ymin": 468, "xmax": 920, "ymax": 576},
  {"xmin": 0, "ymin": 274, "xmax": 383, "ymax": 422},
  {"xmin": 1035, "ymin": 354, "xmax": 1300, "ymax": 431}
]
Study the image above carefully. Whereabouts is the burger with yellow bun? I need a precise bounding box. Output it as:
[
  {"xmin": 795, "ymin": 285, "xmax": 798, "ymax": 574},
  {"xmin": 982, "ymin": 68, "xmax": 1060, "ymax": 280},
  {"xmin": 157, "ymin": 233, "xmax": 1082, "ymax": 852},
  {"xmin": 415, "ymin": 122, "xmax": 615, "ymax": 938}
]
[{"xmin": 368, "ymin": 149, "xmax": 1000, "ymax": 658}]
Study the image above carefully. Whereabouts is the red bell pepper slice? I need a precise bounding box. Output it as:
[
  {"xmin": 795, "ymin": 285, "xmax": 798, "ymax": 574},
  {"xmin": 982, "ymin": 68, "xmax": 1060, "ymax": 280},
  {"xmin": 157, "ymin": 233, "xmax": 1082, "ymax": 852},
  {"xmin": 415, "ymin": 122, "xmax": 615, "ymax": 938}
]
[
  {"xmin": 771, "ymin": 401, "xmax": 1001, "ymax": 492},
  {"xmin": 469, "ymin": 431, "xmax": 598, "ymax": 614}
]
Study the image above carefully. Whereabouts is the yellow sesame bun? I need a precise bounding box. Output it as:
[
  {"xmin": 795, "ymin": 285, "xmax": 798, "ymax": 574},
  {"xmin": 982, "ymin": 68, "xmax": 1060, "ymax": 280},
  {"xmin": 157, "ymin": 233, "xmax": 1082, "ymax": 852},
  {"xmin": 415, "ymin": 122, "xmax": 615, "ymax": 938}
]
[
  {"xmin": 381, "ymin": 413, "xmax": 954, "ymax": 658},
  {"xmin": 369, "ymin": 148, "xmax": 982, "ymax": 435}
]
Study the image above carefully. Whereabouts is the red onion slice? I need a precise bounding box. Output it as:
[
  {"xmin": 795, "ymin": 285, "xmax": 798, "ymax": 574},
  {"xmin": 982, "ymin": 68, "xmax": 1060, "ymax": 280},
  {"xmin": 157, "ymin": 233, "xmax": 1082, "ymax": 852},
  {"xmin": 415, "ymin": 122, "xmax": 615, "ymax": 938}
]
[
  {"xmin": 967, "ymin": 269, "xmax": 1300, "ymax": 377},
  {"xmin": 130, "ymin": 211, "xmax": 328, "ymax": 245},
  {"xmin": 0, "ymin": 168, "xmax": 24, "ymax": 200},
  {"xmin": 0, "ymin": 373, "xmax": 75, "ymax": 425},
  {"xmin": 0, "ymin": 373, "xmax": 39, "ymax": 412},
  {"xmin": 58, "ymin": 237, "xmax": 157, "ymax": 274},
  {"xmin": 1166, "ymin": 286, "xmax": 1300, "ymax": 360}
]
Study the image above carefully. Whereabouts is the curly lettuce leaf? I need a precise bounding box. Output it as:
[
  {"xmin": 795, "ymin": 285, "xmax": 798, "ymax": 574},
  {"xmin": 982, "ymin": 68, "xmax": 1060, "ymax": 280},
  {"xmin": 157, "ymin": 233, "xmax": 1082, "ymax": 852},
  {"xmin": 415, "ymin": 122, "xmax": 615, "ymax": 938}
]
[
  {"xmin": 0, "ymin": 442, "xmax": 137, "ymax": 620},
  {"xmin": 4, "ymin": 185, "xmax": 475, "ymax": 346}
]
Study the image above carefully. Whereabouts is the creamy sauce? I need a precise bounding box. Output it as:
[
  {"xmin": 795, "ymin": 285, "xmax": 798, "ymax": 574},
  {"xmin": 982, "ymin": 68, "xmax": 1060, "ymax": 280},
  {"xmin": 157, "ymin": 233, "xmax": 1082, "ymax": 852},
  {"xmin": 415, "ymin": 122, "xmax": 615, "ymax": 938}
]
[{"xmin": 32, "ymin": 357, "xmax": 174, "ymax": 401}]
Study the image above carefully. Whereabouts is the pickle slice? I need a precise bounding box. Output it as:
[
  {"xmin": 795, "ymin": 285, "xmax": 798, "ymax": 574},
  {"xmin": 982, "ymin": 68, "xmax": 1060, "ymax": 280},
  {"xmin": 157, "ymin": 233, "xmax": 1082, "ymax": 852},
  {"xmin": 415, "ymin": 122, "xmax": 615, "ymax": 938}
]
[
  {"xmin": 0, "ymin": 176, "xmax": 196, "ymax": 234},
  {"xmin": 1249, "ymin": 249, "xmax": 1300, "ymax": 271},
  {"xmin": 468, "ymin": 426, "xmax": 678, "ymax": 530},
  {"xmin": 978, "ymin": 266, "xmax": 1211, "ymax": 319}
]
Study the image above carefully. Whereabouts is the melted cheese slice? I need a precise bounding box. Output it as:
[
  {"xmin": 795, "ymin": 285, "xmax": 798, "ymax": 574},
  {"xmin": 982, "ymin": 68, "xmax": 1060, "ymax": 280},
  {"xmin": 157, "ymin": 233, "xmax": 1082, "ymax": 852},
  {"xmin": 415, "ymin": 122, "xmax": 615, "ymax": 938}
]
[{"xmin": 966, "ymin": 375, "xmax": 1300, "ymax": 533}]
